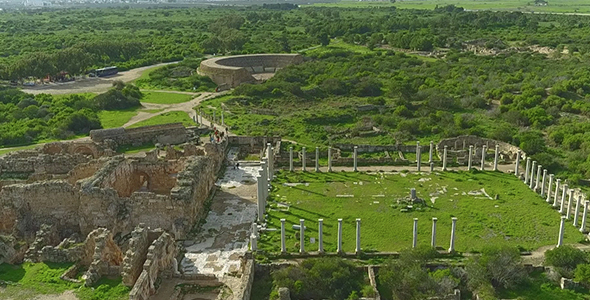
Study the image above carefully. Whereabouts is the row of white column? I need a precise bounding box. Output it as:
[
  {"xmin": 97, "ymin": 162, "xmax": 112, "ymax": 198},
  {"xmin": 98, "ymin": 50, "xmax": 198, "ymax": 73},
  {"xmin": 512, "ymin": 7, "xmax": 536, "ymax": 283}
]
[
  {"xmin": 196, "ymin": 109, "xmax": 225, "ymax": 127},
  {"xmin": 514, "ymin": 152, "xmax": 588, "ymax": 247},
  {"xmin": 255, "ymin": 217, "xmax": 458, "ymax": 254},
  {"xmin": 289, "ymin": 141, "xmax": 500, "ymax": 172},
  {"xmin": 464, "ymin": 144, "xmax": 501, "ymax": 171}
]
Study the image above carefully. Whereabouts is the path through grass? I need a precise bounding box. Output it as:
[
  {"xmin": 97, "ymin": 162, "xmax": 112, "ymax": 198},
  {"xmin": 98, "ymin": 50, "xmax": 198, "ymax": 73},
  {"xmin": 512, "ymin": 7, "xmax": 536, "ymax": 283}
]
[
  {"xmin": 259, "ymin": 170, "xmax": 584, "ymax": 253},
  {"xmin": 128, "ymin": 111, "xmax": 194, "ymax": 128}
]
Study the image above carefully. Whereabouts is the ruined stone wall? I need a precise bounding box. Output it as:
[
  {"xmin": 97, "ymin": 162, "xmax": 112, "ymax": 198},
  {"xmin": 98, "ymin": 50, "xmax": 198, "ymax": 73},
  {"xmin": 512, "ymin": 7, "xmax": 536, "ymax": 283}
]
[
  {"xmin": 89, "ymin": 123, "xmax": 188, "ymax": 146},
  {"xmin": 0, "ymin": 181, "xmax": 80, "ymax": 237},
  {"xmin": 0, "ymin": 152, "xmax": 91, "ymax": 176},
  {"xmin": 129, "ymin": 232, "xmax": 176, "ymax": 300},
  {"xmin": 41, "ymin": 142, "xmax": 107, "ymax": 158},
  {"xmin": 122, "ymin": 224, "xmax": 150, "ymax": 287}
]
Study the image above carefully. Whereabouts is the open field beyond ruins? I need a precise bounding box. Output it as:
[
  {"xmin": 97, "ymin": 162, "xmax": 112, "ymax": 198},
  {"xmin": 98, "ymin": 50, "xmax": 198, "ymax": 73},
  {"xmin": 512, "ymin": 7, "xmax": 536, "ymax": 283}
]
[{"xmin": 260, "ymin": 171, "xmax": 584, "ymax": 253}]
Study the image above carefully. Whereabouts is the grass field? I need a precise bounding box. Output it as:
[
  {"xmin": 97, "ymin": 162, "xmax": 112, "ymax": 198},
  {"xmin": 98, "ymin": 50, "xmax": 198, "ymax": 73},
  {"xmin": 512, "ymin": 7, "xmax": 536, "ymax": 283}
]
[
  {"xmin": 0, "ymin": 262, "xmax": 129, "ymax": 300},
  {"xmin": 308, "ymin": 0, "xmax": 590, "ymax": 13},
  {"xmin": 140, "ymin": 91, "xmax": 195, "ymax": 104},
  {"xmin": 128, "ymin": 111, "xmax": 194, "ymax": 128},
  {"xmin": 98, "ymin": 108, "xmax": 139, "ymax": 129},
  {"xmin": 259, "ymin": 170, "xmax": 584, "ymax": 254}
]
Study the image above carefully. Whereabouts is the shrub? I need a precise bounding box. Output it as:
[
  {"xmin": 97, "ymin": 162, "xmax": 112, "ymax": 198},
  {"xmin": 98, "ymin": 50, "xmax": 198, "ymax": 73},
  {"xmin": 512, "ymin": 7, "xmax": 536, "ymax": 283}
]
[{"xmin": 545, "ymin": 245, "xmax": 587, "ymax": 272}]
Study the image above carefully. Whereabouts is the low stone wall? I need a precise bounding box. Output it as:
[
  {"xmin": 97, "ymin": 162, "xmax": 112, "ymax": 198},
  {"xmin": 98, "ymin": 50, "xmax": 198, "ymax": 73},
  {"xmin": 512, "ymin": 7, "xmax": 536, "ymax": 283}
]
[
  {"xmin": 122, "ymin": 224, "xmax": 151, "ymax": 287},
  {"xmin": 129, "ymin": 232, "xmax": 176, "ymax": 300},
  {"xmin": 232, "ymin": 258, "xmax": 255, "ymax": 300},
  {"xmin": 90, "ymin": 123, "xmax": 188, "ymax": 147},
  {"xmin": 334, "ymin": 143, "xmax": 426, "ymax": 153}
]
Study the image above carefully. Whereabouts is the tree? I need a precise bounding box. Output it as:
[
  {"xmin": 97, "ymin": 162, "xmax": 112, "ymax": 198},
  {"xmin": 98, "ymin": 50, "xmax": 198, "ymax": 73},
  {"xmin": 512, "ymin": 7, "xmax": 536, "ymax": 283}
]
[
  {"xmin": 467, "ymin": 246, "xmax": 527, "ymax": 291},
  {"xmin": 545, "ymin": 245, "xmax": 587, "ymax": 273}
]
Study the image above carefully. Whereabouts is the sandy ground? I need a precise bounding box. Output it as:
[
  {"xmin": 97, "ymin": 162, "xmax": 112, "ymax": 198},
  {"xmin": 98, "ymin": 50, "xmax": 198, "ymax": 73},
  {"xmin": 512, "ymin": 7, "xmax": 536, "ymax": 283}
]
[{"xmin": 21, "ymin": 62, "xmax": 178, "ymax": 95}]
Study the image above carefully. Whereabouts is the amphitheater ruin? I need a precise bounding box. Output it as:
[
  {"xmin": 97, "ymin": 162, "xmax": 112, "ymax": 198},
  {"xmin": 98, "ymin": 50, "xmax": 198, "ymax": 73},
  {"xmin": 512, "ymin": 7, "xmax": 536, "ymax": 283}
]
[
  {"xmin": 198, "ymin": 54, "xmax": 304, "ymax": 89},
  {"xmin": 0, "ymin": 121, "xmax": 584, "ymax": 299}
]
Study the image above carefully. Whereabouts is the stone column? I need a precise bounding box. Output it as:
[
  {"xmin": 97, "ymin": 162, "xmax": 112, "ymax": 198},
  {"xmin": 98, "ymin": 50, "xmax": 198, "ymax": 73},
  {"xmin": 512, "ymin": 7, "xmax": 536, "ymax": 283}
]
[
  {"xmin": 257, "ymin": 176, "xmax": 265, "ymax": 223},
  {"xmin": 299, "ymin": 219, "xmax": 305, "ymax": 253},
  {"xmin": 318, "ymin": 219, "xmax": 324, "ymax": 253},
  {"xmin": 429, "ymin": 141, "xmax": 434, "ymax": 163},
  {"xmin": 213, "ymin": 111, "xmax": 216, "ymax": 124},
  {"xmin": 535, "ymin": 165, "xmax": 542, "ymax": 192},
  {"xmin": 559, "ymin": 184, "xmax": 568, "ymax": 214},
  {"xmin": 524, "ymin": 157, "xmax": 531, "ymax": 183},
  {"xmin": 199, "ymin": 111, "xmax": 203, "ymax": 125},
  {"xmin": 546, "ymin": 174, "xmax": 554, "ymax": 203},
  {"xmin": 529, "ymin": 161, "xmax": 536, "ymax": 189},
  {"xmin": 261, "ymin": 160, "xmax": 268, "ymax": 201},
  {"xmin": 412, "ymin": 218, "xmax": 418, "ymax": 248},
  {"xmin": 315, "ymin": 147, "xmax": 320, "ymax": 172},
  {"xmin": 449, "ymin": 217, "xmax": 457, "ymax": 253},
  {"xmin": 173, "ymin": 258, "xmax": 179, "ymax": 275},
  {"xmin": 251, "ymin": 234, "xmax": 257, "ymax": 251},
  {"xmin": 566, "ymin": 189, "xmax": 574, "ymax": 220},
  {"xmin": 267, "ymin": 143, "xmax": 274, "ymax": 181},
  {"xmin": 515, "ymin": 150, "xmax": 521, "ymax": 177},
  {"xmin": 580, "ymin": 201, "xmax": 589, "ymax": 233},
  {"xmin": 541, "ymin": 169, "xmax": 547, "ymax": 197},
  {"xmin": 467, "ymin": 145, "xmax": 473, "ymax": 170},
  {"xmin": 574, "ymin": 196, "xmax": 582, "ymax": 227},
  {"xmin": 558, "ymin": 216, "xmax": 566, "ymax": 247},
  {"xmin": 416, "ymin": 141, "xmax": 421, "ymax": 172},
  {"xmin": 302, "ymin": 147, "xmax": 306, "ymax": 172},
  {"xmin": 328, "ymin": 147, "xmax": 333, "ymax": 172},
  {"xmin": 442, "ymin": 146, "xmax": 448, "ymax": 171},
  {"xmin": 289, "ymin": 147, "xmax": 294, "ymax": 172},
  {"xmin": 480, "ymin": 145, "xmax": 487, "ymax": 170},
  {"xmin": 355, "ymin": 219, "xmax": 361, "ymax": 254},
  {"xmin": 431, "ymin": 218, "xmax": 437, "ymax": 248},
  {"xmin": 221, "ymin": 110, "xmax": 225, "ymax": 126},
  {"xmin": 430, "ymin": 162, "xmax": 434, "ymax": 172},
  {"xmin": 337, "ymin": 218, "xmax": 343, "ymax": 254},
  {"xmin": 553, "ymin": 179, "xmax": 561, "ymax": 208},
  {"xmin": 494, "ymin": 144, "xmax": 500, "ymax": 171},
  {"xmin": 280, "ymin": 219, "xmax": 286, "ymax": 253},
  {"xmin": 353, "ymin": 146, "xmax": 358, "ymax": 172}
]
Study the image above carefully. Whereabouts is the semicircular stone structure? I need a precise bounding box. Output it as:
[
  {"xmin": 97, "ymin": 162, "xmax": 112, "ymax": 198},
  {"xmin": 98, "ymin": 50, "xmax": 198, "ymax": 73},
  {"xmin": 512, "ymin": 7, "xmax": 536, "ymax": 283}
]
[{"xmin": 199, "ymin": 54, "xmax": 304, "ymax": 88}]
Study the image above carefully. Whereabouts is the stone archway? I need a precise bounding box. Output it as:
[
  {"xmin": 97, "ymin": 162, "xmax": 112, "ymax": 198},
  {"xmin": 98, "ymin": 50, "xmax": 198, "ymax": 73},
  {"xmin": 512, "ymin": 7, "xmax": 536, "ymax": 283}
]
[
  {"xmin": 73, "ymin": 146, "xmax": 96, "ymax": 158},
  {"xmin": 43, "ymin": 143, "xmax": 64, "ymax": 155}
]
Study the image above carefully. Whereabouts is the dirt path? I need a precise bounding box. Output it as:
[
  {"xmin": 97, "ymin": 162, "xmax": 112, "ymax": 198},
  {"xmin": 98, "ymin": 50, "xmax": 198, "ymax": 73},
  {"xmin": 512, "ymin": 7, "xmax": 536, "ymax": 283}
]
[
  {"xmin": 21, "ymin": 62, "xmax": 179, "ymax": 95},
  {"xmin": 122, "ymin": 91, "xmax": 226, "ymax": 128}
]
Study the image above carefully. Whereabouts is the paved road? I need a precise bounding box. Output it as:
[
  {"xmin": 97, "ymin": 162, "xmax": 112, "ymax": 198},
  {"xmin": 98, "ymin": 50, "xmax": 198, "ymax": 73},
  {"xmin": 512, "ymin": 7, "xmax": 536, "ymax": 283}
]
[{"xmin": 21, "ymin": 62, "xmax": 179, "ymax": 95}]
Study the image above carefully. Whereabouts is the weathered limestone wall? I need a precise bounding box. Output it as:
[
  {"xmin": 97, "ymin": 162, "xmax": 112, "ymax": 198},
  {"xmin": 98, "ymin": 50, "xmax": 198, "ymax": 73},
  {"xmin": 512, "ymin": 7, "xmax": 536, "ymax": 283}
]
[
  {"xmin": 233, "ymin": 258, "xmax": 256, "ymax": 300},
  {"xmin": 129, "ymin": 232, "xmax": 176, "ymax": 300},
  {"xmin": 0, "ymin": 152, "xmax": 92, "ymax": 176},
  {"xmin": 0, "ymin": 181, "xmax": 80, "ymax": 237},
  {"xmin": 122, "ymin": 224, "xmax": 150, "ymax": 287},
  {"xmin": 41, "ymin": 142, "xmax": 108, "ymax": 158},
  {"xmin": 83, "ymin": 228, "xmax": 124, "ymax": 286},
  {"xmin": 200, "ymin": 54, "xmax": 304, "ymax": 88},
  {"xmin": 89, "ymin": 123, "xmax": 188, "ymax": 146}
]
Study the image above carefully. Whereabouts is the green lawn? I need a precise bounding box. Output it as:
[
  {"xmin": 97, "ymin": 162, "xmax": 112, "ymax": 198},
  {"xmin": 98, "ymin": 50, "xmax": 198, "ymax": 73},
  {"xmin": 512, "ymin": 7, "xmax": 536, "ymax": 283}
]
[
  {"xmin": 128, "ymin": 111, "xmax": 194, "ymax": 128},
  {"xmin": 0, "ymin": 263, "xmax": 129, "ymax": 300},
  {"xmin": 140, "ymin": 91, "xmax": 195, "ymax": 104},
  {"xmin": 98, "ymin": 108, "xmax": 139, "ymax": 128},
  {"xmin": 259, "ymin": 171, "xmax": 584, "ymax": 253}
]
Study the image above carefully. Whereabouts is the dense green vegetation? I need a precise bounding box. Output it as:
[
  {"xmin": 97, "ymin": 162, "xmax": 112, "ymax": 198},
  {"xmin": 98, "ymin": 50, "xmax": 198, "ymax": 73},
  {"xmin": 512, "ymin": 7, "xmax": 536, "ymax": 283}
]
[
  {"xmin": 259, "ymin": 171, "xmax": 583, "ymax": 253},
  {"xmin": 201, "ymin": 39, "xmax": 590, "ymax": 182},
  {"xmin": 0, "ymin": 82, "xmax": 141, "ymax": 146}
]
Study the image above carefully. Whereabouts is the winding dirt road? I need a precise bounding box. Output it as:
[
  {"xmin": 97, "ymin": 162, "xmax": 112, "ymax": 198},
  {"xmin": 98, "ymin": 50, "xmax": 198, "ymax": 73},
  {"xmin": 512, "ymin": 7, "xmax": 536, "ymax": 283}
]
[{"xmin": 21, "ymin": 62, "xmax": 179, "ymax": 95}]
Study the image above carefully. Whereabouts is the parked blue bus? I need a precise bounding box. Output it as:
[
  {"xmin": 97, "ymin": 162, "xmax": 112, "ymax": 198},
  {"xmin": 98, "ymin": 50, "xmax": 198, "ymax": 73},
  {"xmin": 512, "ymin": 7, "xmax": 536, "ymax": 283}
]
[{"xmin": 92, "ymin": 66, "xmax": 118, "ymax": 77}]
